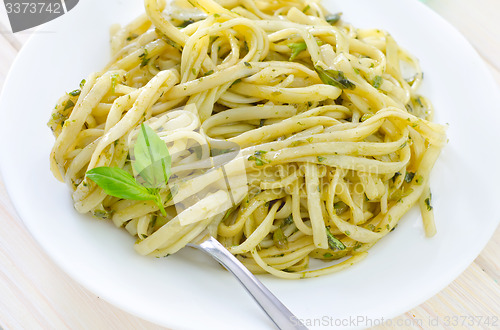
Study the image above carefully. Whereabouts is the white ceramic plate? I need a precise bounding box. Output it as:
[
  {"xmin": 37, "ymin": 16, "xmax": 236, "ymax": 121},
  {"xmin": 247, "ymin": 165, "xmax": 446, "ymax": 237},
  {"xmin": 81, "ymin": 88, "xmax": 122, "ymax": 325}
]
[{"xmin": 1, "ymin": 0, "xmax": 499, "ymax": 329}]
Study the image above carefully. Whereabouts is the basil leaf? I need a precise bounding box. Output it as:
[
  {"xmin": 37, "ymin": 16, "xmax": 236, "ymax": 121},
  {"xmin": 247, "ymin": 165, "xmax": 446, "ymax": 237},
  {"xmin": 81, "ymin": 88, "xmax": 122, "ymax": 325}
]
[
  {"xmin": 86, "ymin": 167, "xmax": 155, "ymax": 201},
  {"xmin": 315, "ymin": 66, "xmax": 356, "ymax": 90},
  {"xmin": 133, "ymin": 124, "xmax": 172, "ymax": 189}
]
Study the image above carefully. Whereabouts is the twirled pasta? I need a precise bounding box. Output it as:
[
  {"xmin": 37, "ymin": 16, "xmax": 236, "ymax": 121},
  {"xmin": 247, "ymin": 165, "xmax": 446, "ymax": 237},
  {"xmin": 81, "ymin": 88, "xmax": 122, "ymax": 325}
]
[{"xmin": 48, "ymin": 0, "xmax": 446, "ymax": 279}]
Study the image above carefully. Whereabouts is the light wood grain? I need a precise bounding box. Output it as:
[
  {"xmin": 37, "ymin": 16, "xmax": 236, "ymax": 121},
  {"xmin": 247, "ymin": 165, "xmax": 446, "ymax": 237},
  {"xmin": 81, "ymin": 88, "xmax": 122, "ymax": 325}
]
[{"xmin": 0, "ymin": 1, "xmax": 498, "ymax": 329}]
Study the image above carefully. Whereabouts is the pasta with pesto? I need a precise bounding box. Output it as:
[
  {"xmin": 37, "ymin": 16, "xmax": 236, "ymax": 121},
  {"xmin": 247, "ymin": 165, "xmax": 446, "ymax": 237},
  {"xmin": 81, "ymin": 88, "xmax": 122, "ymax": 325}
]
[{"xmin": 48, "ymin": 0, "xmax": 447, "ymax": 279}]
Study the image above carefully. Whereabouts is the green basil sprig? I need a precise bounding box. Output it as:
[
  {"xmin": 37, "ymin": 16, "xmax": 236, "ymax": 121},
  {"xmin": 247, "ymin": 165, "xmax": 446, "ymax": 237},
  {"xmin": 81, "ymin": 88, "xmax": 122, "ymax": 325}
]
[{"xmin": 86, "ymin": 123, "xmax": 172, "ymax": 216}]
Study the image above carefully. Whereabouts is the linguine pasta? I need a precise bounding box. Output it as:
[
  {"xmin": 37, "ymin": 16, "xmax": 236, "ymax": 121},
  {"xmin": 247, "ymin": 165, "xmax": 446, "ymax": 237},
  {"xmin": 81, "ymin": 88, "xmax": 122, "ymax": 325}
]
[{"xmin": 48, "ymin": 0, "xmax": 447, "ymax": 279}]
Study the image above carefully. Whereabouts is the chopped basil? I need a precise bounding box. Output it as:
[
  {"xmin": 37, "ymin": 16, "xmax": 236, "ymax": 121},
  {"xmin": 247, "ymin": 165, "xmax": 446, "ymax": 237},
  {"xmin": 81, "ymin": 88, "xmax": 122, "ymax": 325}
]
[
  {"xmin": 248, "ymin": 150, "xmax": 269, "ymax": 166},
  {"xmin": 244, "ymin": 61, "xmax": 252, "ymax": 68},
  {"xmin": 230, "ymin": 78, "xmax": 242, "ymax": 87},
  {"xmin": 325, "ymin": 13, "xmax": 342, "ymax": 25},
  {"xmin": 425, "ymin": 193, "xmax": 433, "ymax": 211},
  {"xmin": 179, "ymin": 19, "xmax": 195, "ymax": 28},
  {"xmin": 63, "ymin": 100, "xmax": 75, "ymax": 111},
  {"xmin": 326, "ymin": 227, "xmax": 346, "ymax": 250},
  {"xmin": 203, "ymin": 69, "xmax": 214, "ymax": 76},
  {"xmin": 334, "ymin": 201, "xmax": 349, "ymax": 215},
  {"xmin": 79, "ymin": 79, "xmax": 86, "ymax": 89},
  {"xmin": 415, "ymin": 96, "xmax": 424, "ymax": 107},
  {"xmin": 222, "ymin": 206, "xmax": 235, "ymax": 221},
  {"xmin": 288, "ymin": 42, "xmax": 307, "ymax": 61},
  {"xmin": 139, "ymin": 49, "xmax": 150, "ymax": 68},
  {"xmin": 93, "ymin": 209, "xmax": 110, "ymax": 219},
  {"xmin": 317, "ymin": 156, "xmax": 326, "ymax": 162},
  {"xmin": 111, "ymin": 73, "xmax": 119, "ymax": 93},
  {"xmin": 372, "ymin": 75, "xmax": 383, "ymax": 89},
  {"xmin": 404, "ymin": 171, "xmax": 415, "ymax": 183},
  {"xmin": 273, "ymin": 228, "xmax": 288, "ymax": 250},
  {"xmin": 282, "ymin": 215, "xmax": 294, "ymax": 227},
  {"xmin": 315, "ymin": 66, "xmax": 356, "ymax": 90},
  {"xmin": 323, "ymin": 252, "xmax": 333, "ymax": 258},
  {"xmin": 69, "ymin": 89, "xmax": 81, "ymax": 96}
]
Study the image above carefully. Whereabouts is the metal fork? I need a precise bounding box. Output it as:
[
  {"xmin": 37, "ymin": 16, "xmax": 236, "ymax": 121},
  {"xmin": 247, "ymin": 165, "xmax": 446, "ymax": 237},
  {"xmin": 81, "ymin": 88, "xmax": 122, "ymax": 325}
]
[{"xmin": 187, "ymin": 236, "xmax": 308, "ymax": 330}]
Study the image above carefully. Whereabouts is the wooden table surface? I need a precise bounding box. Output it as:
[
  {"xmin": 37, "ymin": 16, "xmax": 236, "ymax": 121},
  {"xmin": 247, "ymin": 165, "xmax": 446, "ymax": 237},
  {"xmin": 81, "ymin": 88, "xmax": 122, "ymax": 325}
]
[{"xmin": 0, "ymin": 1, "xmax": 499, "ymax": 329}]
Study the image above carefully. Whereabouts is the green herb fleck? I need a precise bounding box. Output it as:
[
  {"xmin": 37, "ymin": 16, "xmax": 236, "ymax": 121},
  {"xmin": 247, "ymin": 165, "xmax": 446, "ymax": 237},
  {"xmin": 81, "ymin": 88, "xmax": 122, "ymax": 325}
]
[
  {"xmin": 404, "ymin": 172, "xmax": 415, "ymax": 183},
  {"xmin": 326, "ymin": 227, "xmax": 346, "ymax": 250},
  {"xmin": 203, "ymin": 70, "xmax": 214, "ymax": 76},
  {"xmin": 334, "ymin": 201, "xmax": 349, "ymax": 215},
  {"xmin": 425, "ymin": 194, "xmax": 433, "ymax": 211},
  {"xmin": 230, "ymin": 78, "xmax": 242, "ymax": 87},
  {"xmin": 315, "ymin": 66, "xmax": 356, "ymax": 90},
  {"xmin": 273, "ymin": 228, "xmax": 288, "ymax": 250},
  {"xmin": 139, "ymin": 49, "xmax": 150, "ymax": 68},
  {"xmin": 372, "ymin": 75, "xmax": 383, "ymax": 89},
  {"xmin": 325, "ymin": 13, "xmax": 342, "ymax": 25},
  {"xmin": 282, "ymin": 215, "xmax": 294, "ymax": 227},
  {"xmin": 248, "ymin": 150, "xmax": 269, "ymax": 166},
  {"xmin": 392, "ymin": 172, "xmax": 401, "ymax": 183},
  {"xmin": 93, "ymin": 209, "xmax": 110, "ymax": 219},
  {"xmin": 179, "ymin": 19, "xmax": 195, "ymax": 28},
  {"xmin": 317, "ymin": 156, "xmax": 326, "ymax": 162},
  {"xmin": 361, "ymin": 113, "xmax": 373, "ymax": 122},
  {"xmin": 69, "ymin": 89, "xmax": 81, "ymax": 96},
  {"xmin": 288, "ymin": 42, "xmax": 307, "ymax": 61},
  {"xmin": 63, "ymin": 100, "xmax": 75, "ymax": 111}
]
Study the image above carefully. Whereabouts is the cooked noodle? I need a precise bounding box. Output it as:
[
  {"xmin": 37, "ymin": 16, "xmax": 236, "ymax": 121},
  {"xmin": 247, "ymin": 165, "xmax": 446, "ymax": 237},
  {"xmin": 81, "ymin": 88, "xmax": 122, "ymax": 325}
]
[{"xmin": 48, "ymin": 0, "xmax": 447, "ymax": 279}]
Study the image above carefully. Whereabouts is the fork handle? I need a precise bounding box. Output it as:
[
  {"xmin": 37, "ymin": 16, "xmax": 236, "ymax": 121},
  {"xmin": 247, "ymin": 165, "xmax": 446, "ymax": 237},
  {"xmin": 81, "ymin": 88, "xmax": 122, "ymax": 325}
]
[{"xmin": 194, "ymin": 237, "xmax": 308, "ymax": 330}]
